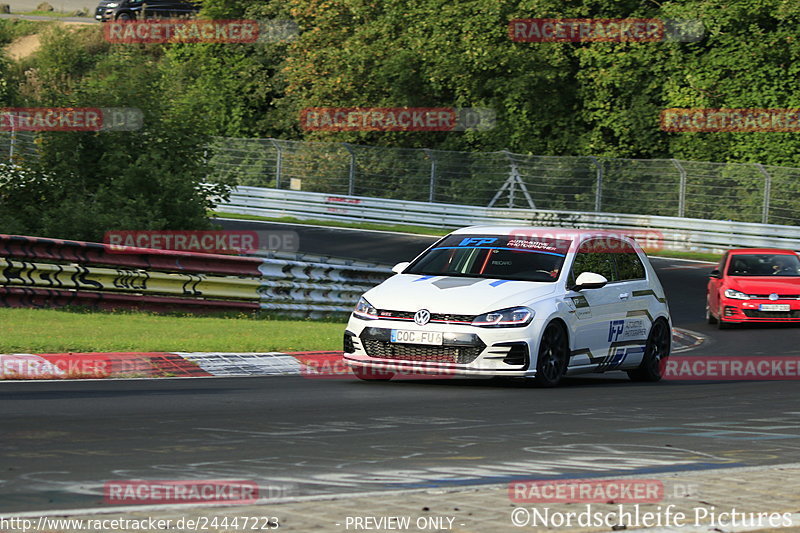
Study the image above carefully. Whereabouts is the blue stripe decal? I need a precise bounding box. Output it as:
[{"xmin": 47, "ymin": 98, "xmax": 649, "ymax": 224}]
[
  {"xmin": 414, "ymin": 276, "xmax": 435, "ymax": 282},
  {"xmin": 489, "ymin": 280, "xmax": 512, "ymax": 287},
  {"xmin": 432, "ymin": 246, "xmax": 566, "ymax": 257}
]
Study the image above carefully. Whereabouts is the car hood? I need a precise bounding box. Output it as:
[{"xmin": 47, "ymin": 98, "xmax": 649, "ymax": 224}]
[
  {"xmin": 727, "ymin": 277, "xmax": 800, "ymax": 295},
  {"xmin": 363, "ymin": 274, "xmax": 558, "ymax": 315}
]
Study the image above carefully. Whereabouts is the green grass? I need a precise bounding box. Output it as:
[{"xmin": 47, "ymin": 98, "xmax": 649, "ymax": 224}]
[
  {"xmin": 16, "ymin": 10, "xmax": 73, "ymax": 17},
  {"xmin": 211, "ymin": 210, "xmax": 449, "ymax": 237},
  {"xmin": 646, "ymin": 249, "xmax": 721, "ymax": 263},
  {"xmin": 0, "ymin": 18, "xmax": 52, "ymax": 45},
  {"xmin": 0, "ymin": 308, "xmax": 346, "ymax": 353}
]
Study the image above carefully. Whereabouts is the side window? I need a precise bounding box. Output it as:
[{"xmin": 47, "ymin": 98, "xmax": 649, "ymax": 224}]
[
  {"xmin": 570, "ymin": 240, "xmax": 618, "ymax": 283},
  {"xmin": 614, "ymin": 241, "xmax": 646, "ymax": 281},
  {"xmin": 717, "ymin": 252, "xmax": 728, "ymax": 276}
]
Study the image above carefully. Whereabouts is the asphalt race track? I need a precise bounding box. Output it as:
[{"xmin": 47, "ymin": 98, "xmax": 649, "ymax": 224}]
[{"xmin": 2, "ymin": 221, "xmax": 800, "ymax": 513}]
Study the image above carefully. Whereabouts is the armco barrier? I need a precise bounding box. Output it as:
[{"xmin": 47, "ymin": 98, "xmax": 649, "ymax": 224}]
[
  {"xmin": 0, "ymin": 234, "xmax": 391, "ymax": 316},
  {"xmin": 0, "ymin": 234, "xmax": 263, "ymax": 276},
  {"xmin": 216, "ymin": 187, "xmax": 800, "ymax": 252}
]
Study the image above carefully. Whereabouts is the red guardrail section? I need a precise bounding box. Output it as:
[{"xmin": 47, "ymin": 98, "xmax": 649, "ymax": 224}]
[
  {"xmin": 0, "ymin": 234, "xmax": 263, "ymax": 276},
  {"xmin": 0, "ymin": 287, "xmax": 260, "ymax": 313},
  {"xmin": 0, "ymin": 234, "xmax": 264, "ymax": 313}
]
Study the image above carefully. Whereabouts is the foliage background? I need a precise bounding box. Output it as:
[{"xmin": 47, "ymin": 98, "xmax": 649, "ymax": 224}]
[{"xmin": 2, "ymin": 0, "xmax": 800, "ymax": 238}]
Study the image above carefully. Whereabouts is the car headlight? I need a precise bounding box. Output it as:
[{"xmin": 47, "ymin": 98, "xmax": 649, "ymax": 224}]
[
  {"xmin": 472, "ymin": 306, "xmax": 534, "ymax": 327},
  {"xmin": 724, "ymin": 289, "xmax": 750, "ymax": 300},
  {"xmin": 353, "ymin": 297, "xmax": 378, "ymax": 320},
  {"xmin": 106, "ymin": 2, "xmax": 119, "ymax": 6}
]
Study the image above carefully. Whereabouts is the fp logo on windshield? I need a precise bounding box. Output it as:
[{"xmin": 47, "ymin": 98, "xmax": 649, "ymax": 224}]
[
  {"xmin": 458, "ymin": 237, "xmax": 497, "ymax": 246},
  {"xmin": 414, "ymin": 309, "xmax": 431, "ymax": 326}
]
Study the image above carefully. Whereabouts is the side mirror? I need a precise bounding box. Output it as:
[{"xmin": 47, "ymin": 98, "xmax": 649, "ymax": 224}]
[
  {"xmin": 709, "ymin": 269, "xmax": 721, "ymax": 278},
  {"xmin": 391, "ymin": 262, "xmax": 410, "ymax": 274},
  {"xmin": 571, "ymin": 272, "xmax": 608, "ymax": 291}
]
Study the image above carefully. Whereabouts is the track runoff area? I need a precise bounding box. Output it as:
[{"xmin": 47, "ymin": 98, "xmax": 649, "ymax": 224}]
[{"xmin": 2, "ymin": 221, "xmax": 800, "ymax": 532}]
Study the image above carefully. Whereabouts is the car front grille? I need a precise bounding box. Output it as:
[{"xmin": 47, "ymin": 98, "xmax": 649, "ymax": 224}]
[
  {"xmin": 362, "ymin": 340, "xmax": 483, "ymax": 364},
  {"xmin": 748, "ymin": 294, "xmax": 800, "ymax": 300},
  {"xmin": 359, "ymin": 327, "xmax": 486, "ymax": 364},
  {"xmin": 376, "ymin": 309, "xmax": 476, "ymax": 324},
  {"xmin": 742, "ymin": 310, "xmax": 800, "ymax": 319}
]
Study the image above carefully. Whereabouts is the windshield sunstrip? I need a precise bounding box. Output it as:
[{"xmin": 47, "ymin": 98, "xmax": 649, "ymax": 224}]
[{"xmin": 406, "ymin": 235, "xmax": 572, "ymax": 282}]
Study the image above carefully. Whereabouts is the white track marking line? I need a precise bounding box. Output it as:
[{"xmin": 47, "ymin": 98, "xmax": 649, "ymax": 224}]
[{"xmin": 4, "ymin": 462, "xmax": 800, "ymax": 518}]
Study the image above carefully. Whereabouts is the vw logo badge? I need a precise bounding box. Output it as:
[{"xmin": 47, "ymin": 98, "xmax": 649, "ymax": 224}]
[
  {"xmin": 769, "ymin": 293, "xmax": 779, "ymax": 301},
  {"xmin": 414, "ymin": 309, "xmax": 431, "ymax": 326}
]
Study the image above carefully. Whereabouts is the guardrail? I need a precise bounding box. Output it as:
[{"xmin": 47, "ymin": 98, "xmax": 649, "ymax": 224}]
[
  {"xmin": 217, "ymin": 186, "xmax": 800, "ymax": 252},
  {"xmin": 0, "ymin": 234, "xmax": 390, "ymax": 316},
  {"xmin": 208, "ymin": 136, "xmax": 800, "ymax": 227}
]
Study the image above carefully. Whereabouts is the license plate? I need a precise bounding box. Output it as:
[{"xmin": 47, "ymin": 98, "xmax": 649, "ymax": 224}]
[
  {"xmin": 390, "ymin": 330, "xmax": 443, "ymax": 345},
  {"xmin": 759, "ymin": 304, "xmax": 791, "ymax": 311}
]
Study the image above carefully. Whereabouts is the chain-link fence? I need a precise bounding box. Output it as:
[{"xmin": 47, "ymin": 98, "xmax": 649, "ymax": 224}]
[
  {"xmin": 208, "ymin": 137, "xmax": 800, "ymax": 226},
  {"xmin": 0, "ymin": 130, "xmax": 39, "ymax": 166},
  {"xmin": 4, "ymin": 131, "xmax": 798, "ymax": 226}
]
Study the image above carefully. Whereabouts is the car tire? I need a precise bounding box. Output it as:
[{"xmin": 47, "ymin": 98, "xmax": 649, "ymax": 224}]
[
  {"xmin": 706, "ymin": 304, "xmax": 718, "ymax": 324},
  {"xmin": 533, "ymin": 321, "xmax": 569, "ymax": 388},
  {"xmin": 116, "ymin": 12, "xmax": 134, "ymax": 20},
  {"xmin": 352, "ymin": 366, "xmax": 394, "ymax": 381},
  {"xmin": 627, "ymin": 319, "xmax": 670, "ymax": 382}
]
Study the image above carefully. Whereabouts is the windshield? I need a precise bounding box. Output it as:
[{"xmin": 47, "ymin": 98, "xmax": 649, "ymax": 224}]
[
  {"xmin": 406, "ymin": 234, "xmax": 571, "ymax": 282},
  {"xmin": 727, "ymin": 254, "xmax": 800, "ymax": 277}
]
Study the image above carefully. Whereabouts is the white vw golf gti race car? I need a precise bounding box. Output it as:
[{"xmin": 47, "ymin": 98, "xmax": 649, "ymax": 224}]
[{"xmin": 343, "ymin": 227, "xmax": 672, "ymax": 387}]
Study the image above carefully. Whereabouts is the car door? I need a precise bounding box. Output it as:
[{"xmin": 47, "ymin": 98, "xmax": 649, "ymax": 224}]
[
  {"xmin": 564, "ymin": 238, "xmax": 625, "ymax": 372},
  {"xmin": 607, "ymin": 240, "xmax": 651, "ymax": 370},
  {"xmin": 707, "ymin": 252, "xmax": 729, "ymax": 316}
]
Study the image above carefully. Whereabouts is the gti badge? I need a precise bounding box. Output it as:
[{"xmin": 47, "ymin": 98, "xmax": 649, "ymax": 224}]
[
  {"xmin": 769, "ymin": 293, "xmax": 779, "ymax": 301},
  {"xmin": 414, "ymin": 309, "xmax": 431, "ymax": 326}
]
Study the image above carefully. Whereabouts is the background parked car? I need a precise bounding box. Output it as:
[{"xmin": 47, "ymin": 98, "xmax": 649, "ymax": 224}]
[
  {"xmin": 707, "ymin": 248, "xmax": 800, "ymax": 328},
  {"xmin": 95, "ymin": 0, "xmax": 199, "ymax": 22}
]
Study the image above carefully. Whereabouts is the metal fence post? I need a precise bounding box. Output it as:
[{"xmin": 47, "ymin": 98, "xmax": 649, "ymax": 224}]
[
  {"xmin": 424, "ymin": 149, "xmax": 437, "ymax": 203},
  {"xmin": 269, "ymin": 139, "xmax": 283, "ymax": 189},
  {"xmin": 589, "ymin": 156, "xmax": 603, "ymax": 212},
  {"xmin": 343, "ymin": 143, "xmax": 356, "ymax": 196},
  {"xmin": 672, "ymin": 159, "xmax": 687, "ymax": 218},
  {"xmin": 3, "ymin": 113, "xmax": 16, "ymax": 163},
  {"xmin": 756, "ymin": 163, "xmax": 772, "ymax": 224}
]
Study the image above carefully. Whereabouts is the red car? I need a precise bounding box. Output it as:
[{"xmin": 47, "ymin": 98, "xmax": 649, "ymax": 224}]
[{"xmin": 707, "ymin": 248, "xmax": 800, "ymax": 328}]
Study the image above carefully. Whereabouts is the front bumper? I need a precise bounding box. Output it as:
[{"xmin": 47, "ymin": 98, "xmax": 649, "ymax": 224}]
[
  {"xmin": 343, "ymin": 317, "xmax": 540, "ymax": 377},
  {"xmin": 95, "ymin": 8, "xmax": 114, "ymax": 21},
  {"xmin": 719, "ymin": 298, "xmax": 800, "ymax": 323}
]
